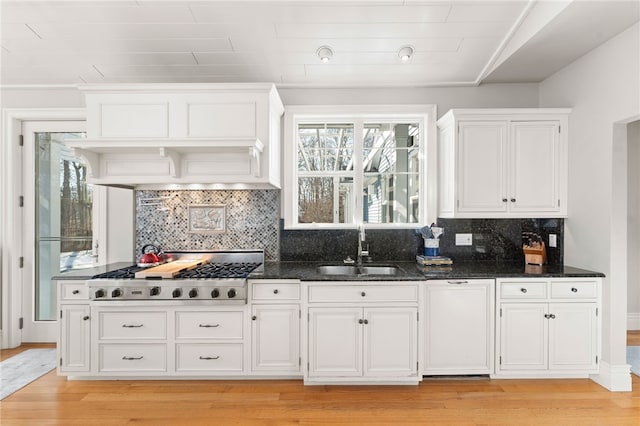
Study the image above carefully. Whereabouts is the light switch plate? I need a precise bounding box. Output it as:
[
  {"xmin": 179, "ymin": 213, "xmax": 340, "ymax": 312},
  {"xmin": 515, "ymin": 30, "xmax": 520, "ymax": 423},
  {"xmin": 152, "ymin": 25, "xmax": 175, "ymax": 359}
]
[
  {"xmin": 549, "ymin": 234, "xmax": 557, "ymax": 248},
  {"xmin": 455, "ymin": 233, "xmax": 473, "ymax": 246}
]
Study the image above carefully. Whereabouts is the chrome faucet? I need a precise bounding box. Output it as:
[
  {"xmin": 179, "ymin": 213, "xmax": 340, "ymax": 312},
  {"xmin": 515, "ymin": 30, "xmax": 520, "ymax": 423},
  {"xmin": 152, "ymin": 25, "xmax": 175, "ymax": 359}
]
[{"xmin": 357, "ymin": 224, "xmax": 370, "ymax": 265}]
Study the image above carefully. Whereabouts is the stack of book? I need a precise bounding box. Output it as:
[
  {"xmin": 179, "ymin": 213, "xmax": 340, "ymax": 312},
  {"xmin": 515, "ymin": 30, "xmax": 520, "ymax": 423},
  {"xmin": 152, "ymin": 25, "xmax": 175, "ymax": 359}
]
[{"xmin": 416, "ymin": 255, "xmax": 453, "ymax": 266}]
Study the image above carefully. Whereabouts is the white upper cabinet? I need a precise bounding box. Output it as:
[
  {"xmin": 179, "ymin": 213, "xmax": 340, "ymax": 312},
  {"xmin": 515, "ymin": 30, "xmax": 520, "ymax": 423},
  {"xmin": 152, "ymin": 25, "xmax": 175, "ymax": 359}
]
[
  {"xmin": 437, "ymin": 109, "xmax": 570, "ymax": 218},
  {"xmin": 66, "ymin": 83, "xmax": 284, "ymax": 189}
]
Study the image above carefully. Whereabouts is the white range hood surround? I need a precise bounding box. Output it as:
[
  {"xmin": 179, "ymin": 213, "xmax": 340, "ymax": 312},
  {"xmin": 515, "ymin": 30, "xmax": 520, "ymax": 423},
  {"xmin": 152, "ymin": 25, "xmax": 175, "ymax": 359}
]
[{"xmin": 67, "ymin": 83, "xmax": 284, "ymax": 189}]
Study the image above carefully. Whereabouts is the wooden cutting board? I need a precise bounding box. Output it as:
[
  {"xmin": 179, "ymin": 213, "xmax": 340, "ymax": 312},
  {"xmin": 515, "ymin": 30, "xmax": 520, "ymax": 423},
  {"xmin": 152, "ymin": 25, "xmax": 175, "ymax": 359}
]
[{"xmin": 134, "ymin": 258, "xmax": 207, "ymax": 279}]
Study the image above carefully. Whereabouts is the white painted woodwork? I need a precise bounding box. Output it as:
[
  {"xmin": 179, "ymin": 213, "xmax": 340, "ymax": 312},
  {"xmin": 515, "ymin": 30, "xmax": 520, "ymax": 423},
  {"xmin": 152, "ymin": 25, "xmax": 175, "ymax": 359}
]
[
  {"xmin": 305, "ymin": 282, "xmax": 419, "ymax": 383},
  {"xmin": 364, "ymin": 307, "xmax": 417, "ymax": 377},
  {"xmin": 423, "ymin": 279, "xmax": 494, "ymax": 374},
  {"xmin": 175, "ymin": 311, "xmax": 243, "ymax": 340},
  {"xmin": 176, "ymin": 343, "xmax": 244, "ymax": 373},
  {"xmin": 59, "ymin": 304, "xmax": 91, "ymax": 373},
  {"xmin": 66, "ymin": 84, "xmax": 284, "ymax": 189},
  {"xmin": 251, "ymin": 304, "xmax": 300, "ymax": 373},
  {"xmin": 97, "ymin": 311, "xmax": 167, "ymax": 340},
  {"xmin": 98, "ymin": 343, "xmax": 168, "ymax": 373},
  {"xmin": 252, "ymin": 283, "xmax": 300, "ymax": 301},
  {"xmin": 437, "ymin": 109, "xmax": 570, "ymax": 218},
  {"xmin": 308, "ymin": 307, "xmax": 363, "ymax": 377},
  {"xmin": 495, "ymin": 278, "xmax": 601, "ymax": 377},
  {"xmin": 59, "ymin": 282, "xmax": 90, "ymax": 301}
]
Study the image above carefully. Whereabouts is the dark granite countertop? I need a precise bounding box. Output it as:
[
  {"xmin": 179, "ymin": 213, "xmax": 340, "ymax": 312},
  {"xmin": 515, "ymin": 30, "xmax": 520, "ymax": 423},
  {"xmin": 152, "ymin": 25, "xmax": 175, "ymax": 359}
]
[
  {"xmin": 250, "ymin": 261, "xmax": 604, "ymax": 281},
  {"xmin": 52, "ymin": 261, "xmax": 604, "ymax": 282}
]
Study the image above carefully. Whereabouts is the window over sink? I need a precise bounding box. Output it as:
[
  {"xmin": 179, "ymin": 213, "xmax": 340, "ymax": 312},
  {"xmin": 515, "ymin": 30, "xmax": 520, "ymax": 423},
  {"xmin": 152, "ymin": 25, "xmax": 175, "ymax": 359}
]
[{"xmin": 283, "ymin": 105, "xmax": 437, "ymax": 229}]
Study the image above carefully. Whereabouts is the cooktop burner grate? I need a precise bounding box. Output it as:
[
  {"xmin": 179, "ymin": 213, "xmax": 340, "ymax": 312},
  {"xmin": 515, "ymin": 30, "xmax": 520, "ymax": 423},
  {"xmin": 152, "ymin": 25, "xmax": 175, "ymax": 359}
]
[{"xmin": 91, "ymin": 262, "xmax": 261, "ymax": 280}]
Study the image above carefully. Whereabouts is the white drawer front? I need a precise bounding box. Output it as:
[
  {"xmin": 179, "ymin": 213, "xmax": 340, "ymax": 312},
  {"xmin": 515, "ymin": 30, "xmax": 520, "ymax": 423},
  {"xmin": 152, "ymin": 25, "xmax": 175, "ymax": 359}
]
[
  {"xmin": 500, "ymin": 281, "xmax": 547, "ymax": 299},
  {"xmin": 550, "ymin": 281, "xmax": 597, "ymax": 299},
  {"xmin": 175, "ymin": 311, "xmax": 243, "ymax": 339},
  {"xmin": 60, "ymin": 282, "xmax": 89, "ymax": 300},
  {"xmin": 98, "ymin": 343, "xmax": 167, "ymax": 372},
  {"xmin": 98, "ymin": 311, "xmax": 167, "ymax": 340},
  {"xmin": 252, "ymin": 283, "xmax": 300, "ymax": 301},
  {"xmin": 308, "ymin": 285, "xmax": 418, "ymax": 303},
  {"xmin": 176, "ymin": 343, "xmax": 244, "ymax": 373}
]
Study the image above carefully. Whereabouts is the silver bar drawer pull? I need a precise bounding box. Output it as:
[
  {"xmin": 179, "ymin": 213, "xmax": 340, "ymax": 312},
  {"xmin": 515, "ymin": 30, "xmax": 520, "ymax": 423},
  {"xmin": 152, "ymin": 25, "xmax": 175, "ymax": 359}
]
[
  {"xmin": 122, "ymin": 324, "xmax": 143, "ymax": 328},
  {"xmin": 199, "ymin": 355, "xmax": 220, "ymax": 360},
  {"xmin": 122, "ymin": 356, "xmax": 143, "ymax": 360},
  {"xmin": 448, "ymin": 280, "xmax": 468, "ymax": 285},
  {"xmin": 198, "ymin": 324, "xmax": 220, "ymax": 328}
]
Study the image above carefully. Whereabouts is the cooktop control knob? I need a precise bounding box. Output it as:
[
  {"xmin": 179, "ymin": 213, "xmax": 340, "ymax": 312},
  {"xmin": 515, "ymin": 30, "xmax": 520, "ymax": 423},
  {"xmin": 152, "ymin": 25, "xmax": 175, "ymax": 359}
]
[
  {"xmin": 172, "ymin": 288, "xmax": 182, "ymax": 298},
  {"xmin": 150, "ymin": 286, "xmax": 161, "ymax": 296},
  {"xmin": 227, "ymin": 288, "xmax": 237, "ymax": 299},
  {"xmin": 188, "ymin": 288, "xmax": 198, "ymax": 298},
  {"xmin": 94, "ymin": 289, "xmax": 105, "ymax": 299},
  {"xmin": 211, "ymin": 288, "xmax": 220, "ymax": 298},
  {"xmin": 111, "ymin": 288, "xmax": 122, "ymax": 298}
]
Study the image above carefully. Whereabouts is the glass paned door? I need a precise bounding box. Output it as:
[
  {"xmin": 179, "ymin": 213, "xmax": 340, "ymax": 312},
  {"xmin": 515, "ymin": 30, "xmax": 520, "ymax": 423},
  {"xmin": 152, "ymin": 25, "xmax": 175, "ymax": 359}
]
[{"xmin": 22, "ymin": 121, "xmax": 90, "ymax": 342}]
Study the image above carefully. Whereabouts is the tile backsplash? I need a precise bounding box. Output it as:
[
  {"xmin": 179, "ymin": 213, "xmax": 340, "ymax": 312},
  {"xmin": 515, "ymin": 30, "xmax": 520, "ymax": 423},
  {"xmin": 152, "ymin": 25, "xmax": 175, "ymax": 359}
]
[{"xmin": 136, "ymin": 190, "xmax": 280, "ymax": 261}]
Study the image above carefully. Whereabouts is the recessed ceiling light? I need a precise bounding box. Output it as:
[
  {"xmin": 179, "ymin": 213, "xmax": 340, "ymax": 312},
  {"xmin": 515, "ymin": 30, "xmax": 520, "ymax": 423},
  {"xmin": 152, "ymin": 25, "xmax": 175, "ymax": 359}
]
[
  {"xmin": 317, "ymin": 46, "xmax": 333, "ymax": 63},
  {"xmin": 398, "ymin": 46, "xmax": 414, "ymax": 61}
]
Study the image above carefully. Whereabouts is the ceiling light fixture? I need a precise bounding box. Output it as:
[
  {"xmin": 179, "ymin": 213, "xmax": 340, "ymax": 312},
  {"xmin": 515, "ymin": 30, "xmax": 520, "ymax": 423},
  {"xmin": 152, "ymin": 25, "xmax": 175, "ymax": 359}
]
[
  {"xmin": 317, "ymin": 46, "xmax": 333, "ymax": 63},
  {"xmin": 398, "ymin": 46, "xmax": 414, "ymax": 61}
]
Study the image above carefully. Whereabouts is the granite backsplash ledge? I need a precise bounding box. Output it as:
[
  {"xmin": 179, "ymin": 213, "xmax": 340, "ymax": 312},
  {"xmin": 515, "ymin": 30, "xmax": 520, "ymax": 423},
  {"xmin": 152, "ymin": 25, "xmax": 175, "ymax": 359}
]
[{"xmin": 280, "ymin": 218, "xmax": 563, "ymax": 264}]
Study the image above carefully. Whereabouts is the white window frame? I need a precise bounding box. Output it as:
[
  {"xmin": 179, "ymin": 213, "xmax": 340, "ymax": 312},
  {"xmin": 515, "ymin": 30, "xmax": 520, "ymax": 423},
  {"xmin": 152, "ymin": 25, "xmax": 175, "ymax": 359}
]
[{"xmin": 283, "ymin": 105, "xmax": 438, "ymax": 229}]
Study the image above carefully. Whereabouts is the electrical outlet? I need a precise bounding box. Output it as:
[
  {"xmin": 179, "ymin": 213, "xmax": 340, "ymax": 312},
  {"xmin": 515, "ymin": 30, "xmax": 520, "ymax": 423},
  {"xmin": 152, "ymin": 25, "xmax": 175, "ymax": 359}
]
[
  {"xmin": 549, "ymin": 234, "xmax": 557, "ymax": 248},
  {"xmin": 455, "ymin": 233, "xmax": 473, "ymax": 246}
]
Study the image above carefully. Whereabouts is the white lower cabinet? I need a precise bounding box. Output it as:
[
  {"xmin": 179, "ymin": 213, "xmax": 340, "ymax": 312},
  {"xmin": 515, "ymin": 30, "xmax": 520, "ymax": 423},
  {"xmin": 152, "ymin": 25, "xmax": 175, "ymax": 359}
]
[
  {"xmin": 249, "ymin": 280, "xmax": 301, "ymax": 376},
  {"xmin": 495, "ymin": 278, "xmax": 600, "ymax": 377},
  {"xmin": 423, "ymin": 279, "xmax": 494, "ymax": 375},
  {"xmin": 305, "ymin": 282, "xmax": 419, "ymax": 384},
  {"xmin": 59, "ymin": 304, "xmax": 91, "ymax": 373}
]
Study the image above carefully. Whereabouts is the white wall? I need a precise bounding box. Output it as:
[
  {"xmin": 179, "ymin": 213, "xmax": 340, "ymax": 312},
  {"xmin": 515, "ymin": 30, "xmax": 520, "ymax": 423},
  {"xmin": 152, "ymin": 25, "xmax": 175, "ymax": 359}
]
[
  {"xmin": 628, "ymin": 120, "xmax": 640, "ymax": 328},
  {"xmin": 539, "ymin": 22, "xmax": 640, "ymax": 390},
  {"xmin": 278, "ymin": 83, "xmax": 540, "ymax": 117}
]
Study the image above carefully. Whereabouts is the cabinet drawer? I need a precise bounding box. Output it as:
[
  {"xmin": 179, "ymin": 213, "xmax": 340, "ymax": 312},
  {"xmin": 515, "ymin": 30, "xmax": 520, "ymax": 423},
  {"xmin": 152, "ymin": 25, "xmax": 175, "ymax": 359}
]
[
  {"xmin": 308, "ymin": 285, "xmax": 418, "ymax": 303},
  {"xmin": 98, "ymin": 343, "xmax": 167, "ymax": 372},
  {"xmin": 98, "ymin": 311, "xmax": 167, "ymax": 340},
  {"xmin": 550, "ymin": 281, "xmax": 597, "ymax": 299},
  {"xmin": 252, "ymin": 283, "xmax": 300, "ymax": 301},
  {"xmin": 175, "ymin": 311, "xmax": 243, "ymax": 339},
  {"xmin": 176, "ymin": 343, "xmax": 244, "ymax": 373},
  {"xmin": 500, "ymin": 281, "xmax": 547, "ymax": 299},
  {"xmin": 60, "ymin": 282, "xmax": 89, "ymax": 300}
]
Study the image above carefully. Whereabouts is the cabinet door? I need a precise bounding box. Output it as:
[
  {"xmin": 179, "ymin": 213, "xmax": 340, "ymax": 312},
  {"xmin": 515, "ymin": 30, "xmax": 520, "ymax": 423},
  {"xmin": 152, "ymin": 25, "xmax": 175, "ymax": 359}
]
[
  {"xmin": 509, "ymin": 121, "xmax": 560, "ymax": 214},
  {"xmin": 251, "ymin": 304, "xmax": 300, "ymax": 373},
  {"xmin": 364, "ymin": 307, "xmax": 417, "ymax": 377},
  {"xmin": 59, "ymin": 304, "xmax": 90, "ymax": 372},
  {"xmin": 424, "ymin": 281, "xmax": 494, "ymax": 374},
  {"xmin": 308, "ymin": 307, "xmax": 362, "ymax": 377},
  {"xmin": 548, "ymin": 303, "xmax": 598, "ymax": 370},
  {"xmin": 457, "ymin": 121, "xmax": 508, "ymax": 213},
  {"xmin": 499, "ymin": 303, "xmax": 548, "ymax": 371}
]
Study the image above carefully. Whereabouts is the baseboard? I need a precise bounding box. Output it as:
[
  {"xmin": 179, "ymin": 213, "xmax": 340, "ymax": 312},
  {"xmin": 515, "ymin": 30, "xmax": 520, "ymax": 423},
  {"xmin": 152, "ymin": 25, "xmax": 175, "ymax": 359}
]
[
  {"xmin": 628, "ymin": 312, "xmax": 640, "ymax": 330},
  {"xmin": 590, "ymin": 360, "xmax": 632, "ymax": 391}
]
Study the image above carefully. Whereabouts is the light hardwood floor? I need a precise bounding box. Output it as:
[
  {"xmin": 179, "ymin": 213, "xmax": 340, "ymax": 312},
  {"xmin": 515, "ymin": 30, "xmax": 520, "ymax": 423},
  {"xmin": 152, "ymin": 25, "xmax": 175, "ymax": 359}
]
[{"xmin": 1, "ymin": 337, "xmax": 639, "ymax": 426}]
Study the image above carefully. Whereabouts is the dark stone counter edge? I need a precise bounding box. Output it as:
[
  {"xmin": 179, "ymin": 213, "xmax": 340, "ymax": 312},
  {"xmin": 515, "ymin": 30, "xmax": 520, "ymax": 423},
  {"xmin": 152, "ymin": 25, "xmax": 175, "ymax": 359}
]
[{"xmin": 52, "ymin": 261, "xmax": 605, "ymax": 281}]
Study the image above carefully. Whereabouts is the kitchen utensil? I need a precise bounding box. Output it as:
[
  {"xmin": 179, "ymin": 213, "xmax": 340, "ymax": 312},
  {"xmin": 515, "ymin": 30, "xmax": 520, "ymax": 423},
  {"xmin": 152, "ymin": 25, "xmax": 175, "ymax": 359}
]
[{"xmin": 138, "ymin": 244, "xmax": 163, "ymax": 268}]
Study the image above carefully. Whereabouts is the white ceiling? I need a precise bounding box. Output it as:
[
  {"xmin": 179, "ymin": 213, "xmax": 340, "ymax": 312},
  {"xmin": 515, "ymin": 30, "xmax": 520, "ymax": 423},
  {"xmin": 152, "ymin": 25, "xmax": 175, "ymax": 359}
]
[{"xmin": 1, "ymin": 0, "xmax": 638, "ymax": 88}]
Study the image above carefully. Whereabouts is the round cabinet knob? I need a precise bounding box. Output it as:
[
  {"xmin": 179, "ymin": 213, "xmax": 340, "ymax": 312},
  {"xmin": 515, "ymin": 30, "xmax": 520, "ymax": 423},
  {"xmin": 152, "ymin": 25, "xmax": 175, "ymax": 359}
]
[
  {"xmin": 83, "ymin": 316, "xmax": 90, "ymax": 321},
  {"xmin": 510, "ymin": 198, "xmax": 516, "ymax": 202},
  {"xmin": 361, "ymin": 292, "xmax": 366, "ymax": 297},
  {"xmin": 211, "ymin": 288, "xmax": 220, "ymax": 298},
  {"xmin": 94, "ymin": 289, "xmax": 105, "ymax": 299},
  {"xmin": 273, "ymin": 289, "xmax": 279, "ymax": 294},
  {"xmin": 227, "ymin": 288, "xmax": 237, "ymax": 298},
  {"xmin": 502, "ymin": 198, "xmax": 508, "ymax": 203},
  {"xmin": 172, "ymin": 288, "xmax": 182, "ymax": 298},
  {"xmin": 72, "ymin": 290, "xmax": 80, "ymax": 295},
  {"xmin": 358, "ymin": 319, "xmax": 364, "ymax": 324},
  {"xmin": 364, "ymin": 319, "xmax": 369, "ymax": 325},
  {"xmin": 520, "ymin": 288, "xmax": 528, "ymax": 293},
  {"xmin": 111, "ymin": 288, "xmax": 122, "ymax": 298},
  {"xmin": 251, "ymin": 315, "xmax": 257, "ymax": 321},
  {"xmin": 188, "ymin": 288, "xmax": 198, "ymax": 298},
  {"xmin": 571, "ymin": 287, "xmax": 578, "ymax": 293},
  {"xmin": 150, "ymin": 286, "xmax": 161, "ymax": 296}
]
